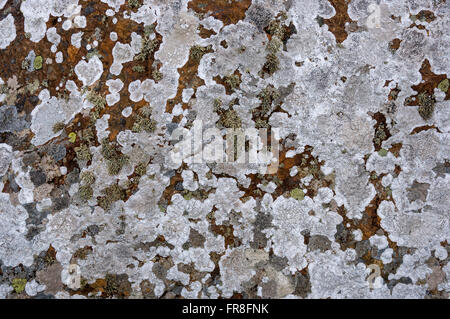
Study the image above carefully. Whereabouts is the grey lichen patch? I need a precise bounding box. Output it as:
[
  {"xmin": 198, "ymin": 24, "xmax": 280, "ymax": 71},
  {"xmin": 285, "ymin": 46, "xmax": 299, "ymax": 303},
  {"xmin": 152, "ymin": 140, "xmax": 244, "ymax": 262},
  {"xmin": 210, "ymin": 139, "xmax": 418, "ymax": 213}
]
[{"xmin": 0, "ymin": 0, "xmax": 449, "ymax": 301}]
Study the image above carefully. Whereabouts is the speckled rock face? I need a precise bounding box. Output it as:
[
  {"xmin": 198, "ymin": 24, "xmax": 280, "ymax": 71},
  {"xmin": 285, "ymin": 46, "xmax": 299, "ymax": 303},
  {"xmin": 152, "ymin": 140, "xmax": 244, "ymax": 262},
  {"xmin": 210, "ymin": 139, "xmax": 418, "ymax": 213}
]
[{"xmin": 0, "ymin": 0, "xmax": 449, "ymax": 299}]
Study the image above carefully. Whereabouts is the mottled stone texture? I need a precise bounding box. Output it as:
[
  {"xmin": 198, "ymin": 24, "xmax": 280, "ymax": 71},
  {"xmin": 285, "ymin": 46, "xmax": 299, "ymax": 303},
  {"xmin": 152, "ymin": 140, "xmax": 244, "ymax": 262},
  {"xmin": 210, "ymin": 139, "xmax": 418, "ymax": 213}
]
[{"xmin": 0, "ymin": 0, "xmax": 449, "ymax": 299}]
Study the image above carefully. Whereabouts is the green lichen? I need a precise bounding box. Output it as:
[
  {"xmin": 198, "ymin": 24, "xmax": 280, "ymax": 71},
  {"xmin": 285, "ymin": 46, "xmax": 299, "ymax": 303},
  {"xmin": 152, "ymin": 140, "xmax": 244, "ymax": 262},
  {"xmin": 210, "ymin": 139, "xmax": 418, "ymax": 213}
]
[
  {"xmin": 12, "ymin": 278, "xmax": 27, "ymax": 294},
  {"xmin": 79, "ymin": 185, "xmax": 93, "ymax": 201},
  {"xmin": 98, "ymin": 184, "xmax": 126, "ymax": 210},
  {"xmin": 132, "ymin": 65, "xmax": 146, "ymax": 73},
  {"xmin": 152, "ymin": 69, "xmax": 163, "ymax": 82},
  {"xmin": 34, "ymin": 56, "xmax": 43, "ymax": 70},
  {"xmin": 385, "ymin": 186, "xmax": 392, "ymax": 197},
  {"xmin": 219, "ymin": 109, "xmax": 242, "ymax": 129},
  {"xmin": 101, "ymin": 138, "xmax": 129, "ymax": 175},
  {"xmin": 75, "ymin": 144, "xmax": 92, "ymax": 162},
  {"xmin": 213, "ymin": 98, "xmax": 223, "ymax": 112},
  {"xmin": 290, "ymin": 188, "xmax": 305, "ymax": 201},
  {"xmin": 266, "ymin": 20, "xmax": 285, "ymax": 38},
  {"xmin": 417, "ymin": 92, "xmax": 435, "ymax": 120},
  {"xmin": 224, "ymin": 74, "xmax": 241, "ymax": 91},
  {"xmin": 87, "ymin": 90, "xmax": 106, "ymax": 122},
  {"xmin": 182, "ymin": 189, "xmax": 210, "ymax": 201},
  {"xmin": 183, "ymin": 192, "xmax": 193, "ymax": 200},
  {"xmin": 134, "ymin": 162, "xmax": 147, "ymax": 176},
  {"xmin": 80, "ymin": 171, "xmax": 95, "ymax": 185},
  {"xmin": 255, "ymin": 118, "xmax": 269, "ymax": 129},
  {"xmin": 258, "ymin": 86, "xmax": 280, "ymax": 114},
  {"xmin": 378, "ymin": 148, "xmax": 388, "ymax": 157},
  {"xmin": 128, "ymin": 0, "xmax": 142, "ymax": 9},
  {"xmin": 21, "ymin": 59, "xmax": 30, "ymax": 70},
  {"xmin": 438, "ymin": 79, "xmax": 449, "ymax": 93},
  {"xmin": 86, "ymin": 49, "xmax": 102, "ymax": 60},
  {"xmin": 263, "ymin": 53, "xmax": 280, "ymax": 75},
  {"xmin": 132, "ymin": 106, "xmax": 156, "ymax": 133},
  {"xmin": 190, "ymin": 45, "xmax": 211, "ymax": 61},
  {"xmin": 267, "ymin": 36, "xmax": 283, "ymax": 54},
  {"xmin": 135, "ymin": 33, "xmax": 159, "ymax": 62}
]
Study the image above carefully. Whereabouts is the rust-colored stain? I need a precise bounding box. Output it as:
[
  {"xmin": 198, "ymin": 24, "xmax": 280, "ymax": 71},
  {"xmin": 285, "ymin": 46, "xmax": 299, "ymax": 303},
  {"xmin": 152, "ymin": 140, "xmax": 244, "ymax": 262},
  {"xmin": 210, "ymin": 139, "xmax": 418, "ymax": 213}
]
[
  {"xmin": 388, "ymin": 143, "xmax": 402, "ymax": 158},
  {"xmin": 240, "ymin": 145, "xmax": 334, "ymax": 201},
  {"xmin": 410, "ymin": 125, "xmax": 442, "ymax": 135},
  {"xmin": 389, "ymin": 38, "xmax": 402, "ymax": 53},
  {"xmin": 165, "ymin": 45, "xmax": 212, "ymax": 115},
  {"xmin": 198, "ymin": 25, "xmax": 217, "ymax": 39},
  {"xmin": 372, "ymin": 112, "xmax": 391, "ymax": 152},
  {"xmin": 188, "ymin": 0, "xmax": 252, "ymax": 26},
  {"xmin": 408, "ymin": 59, "xmax": 449, "ymax": 105},
  {"xmin": 323, "ymin": 0, "xmax": 354, "ymax": 44}
]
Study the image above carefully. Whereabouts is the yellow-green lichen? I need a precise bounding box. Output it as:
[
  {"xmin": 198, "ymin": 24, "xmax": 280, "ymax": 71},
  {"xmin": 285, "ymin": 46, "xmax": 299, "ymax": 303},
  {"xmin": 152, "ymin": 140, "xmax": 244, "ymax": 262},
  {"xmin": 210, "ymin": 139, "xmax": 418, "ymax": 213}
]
[
  {"xmin": 438, "ymin": 79, "xmax": 449, "ymax": 92},
  {"xmin": 34, "ymin": 56, "xmax": 43, "ymax": 70},
  {"xmin": 68, "ymin": 132, "xmax": 77, "ymax": 143},
  {"xmin": 378, "ymin": 148, "xmax": 388, "ymax": 157},
  {"xmin": 290, "ymin": 188, "xmax": 305, "ymax": 201},
  {"xmin": 12, "ymin": 278, "xmax": 27, "ymax": 294}
]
